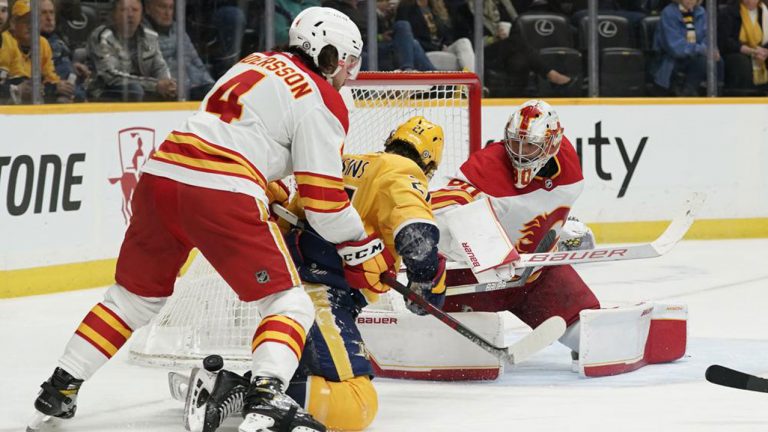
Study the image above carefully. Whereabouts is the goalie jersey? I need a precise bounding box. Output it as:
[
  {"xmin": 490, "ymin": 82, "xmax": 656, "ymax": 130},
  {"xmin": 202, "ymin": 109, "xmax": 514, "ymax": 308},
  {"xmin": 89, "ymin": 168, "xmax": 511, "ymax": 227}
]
[
  {"xmin": 141, "ymin": 51, "xmax": 366, "ymax": 243},
  {"xmin": 432, "ymin": 137, "xmax": 584, "ymax": 258}
]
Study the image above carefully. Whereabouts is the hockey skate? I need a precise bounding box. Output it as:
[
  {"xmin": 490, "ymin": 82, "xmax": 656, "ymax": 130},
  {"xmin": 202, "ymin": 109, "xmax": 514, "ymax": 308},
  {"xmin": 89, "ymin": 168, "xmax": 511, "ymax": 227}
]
[
  {"xmin": 239, "ymin": 377, "xmax": 326, "ymax": 432},
  {"xmin": 27, "ymin": 367, "xmax": 83, "ymax": 431},
  {"xmin": 184, "ymin": 355, "xmax": 251, "ymax": 432}
]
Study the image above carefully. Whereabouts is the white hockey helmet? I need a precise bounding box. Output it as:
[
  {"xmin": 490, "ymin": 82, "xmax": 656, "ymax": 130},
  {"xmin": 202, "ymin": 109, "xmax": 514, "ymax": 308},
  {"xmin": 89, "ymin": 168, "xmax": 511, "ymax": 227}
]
[
  {"xmin": 289, "ymin": 7, "xmax": 363, "ymax": 80},
  {"xmin": 504, "ymin": 99, "xmax": 564, "ymax": 189}
]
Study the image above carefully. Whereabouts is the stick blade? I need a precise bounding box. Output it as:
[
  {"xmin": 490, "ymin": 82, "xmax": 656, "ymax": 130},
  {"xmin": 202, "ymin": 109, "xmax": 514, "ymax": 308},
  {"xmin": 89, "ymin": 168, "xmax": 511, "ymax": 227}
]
[
  {"xmin": 652, "ymin": 192, "xmax": 706, "ymax": 255},
  {"xmin": 507, "ymin": 316, "xmax": 566, "ymax": 365},
  {"xmin": 706, "ymin": 364, "xmax": 768, "ymax": 393}
]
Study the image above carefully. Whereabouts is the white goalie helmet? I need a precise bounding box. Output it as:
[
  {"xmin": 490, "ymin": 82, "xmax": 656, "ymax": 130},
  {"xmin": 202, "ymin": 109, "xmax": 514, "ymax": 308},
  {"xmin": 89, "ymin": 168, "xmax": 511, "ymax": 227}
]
[
  {"xmin": 504, "ymin": 99, "xmax": 564, "ymax": 189},
  {"xmin": 289, "ymin": 7, "xmax": 363, "ymax": 80}
]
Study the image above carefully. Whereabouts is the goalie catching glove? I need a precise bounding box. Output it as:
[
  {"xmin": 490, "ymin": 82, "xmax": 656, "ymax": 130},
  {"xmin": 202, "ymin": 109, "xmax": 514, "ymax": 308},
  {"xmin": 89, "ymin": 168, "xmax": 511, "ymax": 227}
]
[
  {"xmin": 405, "ymin": 253, "xmax": 447, "ymax": 316},
  {"xmin": 558, "ymin": 216, "xmax": 596, "ymax": 251},
  {"xmin": 337, "ymin": 234, "xmax": 396, "ymax": 293}
]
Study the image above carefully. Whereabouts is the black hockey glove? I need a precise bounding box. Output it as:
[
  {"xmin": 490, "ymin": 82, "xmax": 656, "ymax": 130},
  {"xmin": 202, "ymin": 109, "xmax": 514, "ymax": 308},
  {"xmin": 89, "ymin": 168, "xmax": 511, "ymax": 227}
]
[{"xmin": 405, "ymin": 253, "xmax": 447, "ymax": 316}]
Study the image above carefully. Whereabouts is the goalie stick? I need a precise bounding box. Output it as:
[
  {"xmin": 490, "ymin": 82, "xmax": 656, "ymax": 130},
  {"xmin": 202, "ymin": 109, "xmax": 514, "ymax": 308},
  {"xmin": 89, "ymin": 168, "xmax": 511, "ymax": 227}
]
[
  {"xmin": 381, "ymin": 273, "xmax": 566, "ymax": 365},
  {"xmin": 705, "ymin": 365, "xmax": 768, "ymax": 393},
  {"xmin": 446, "ymin": 192, "xmax": 706, "ymax": 297},
  {"xmin": 272, "ymin": 204, "xmax": 566, "ymax": 365}
]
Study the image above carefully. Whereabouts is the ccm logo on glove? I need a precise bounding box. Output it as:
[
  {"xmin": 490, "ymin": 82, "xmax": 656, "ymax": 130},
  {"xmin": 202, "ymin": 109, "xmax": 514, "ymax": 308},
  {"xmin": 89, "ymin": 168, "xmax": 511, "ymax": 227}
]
[{"xmin": 338, "ymin": 238, "xmax": 385, "ymax": 266}]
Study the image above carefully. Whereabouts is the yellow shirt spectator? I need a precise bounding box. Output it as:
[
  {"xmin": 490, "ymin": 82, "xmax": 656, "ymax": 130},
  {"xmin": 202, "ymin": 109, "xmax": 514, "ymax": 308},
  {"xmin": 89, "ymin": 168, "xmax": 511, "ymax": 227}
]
[
  {"xmin": 1, "ymin": 30, "xmax": 59, "ymax": 83},
  {"xmin": 0, "ymin": 31, "xmax": 21, "ymax": 76}
]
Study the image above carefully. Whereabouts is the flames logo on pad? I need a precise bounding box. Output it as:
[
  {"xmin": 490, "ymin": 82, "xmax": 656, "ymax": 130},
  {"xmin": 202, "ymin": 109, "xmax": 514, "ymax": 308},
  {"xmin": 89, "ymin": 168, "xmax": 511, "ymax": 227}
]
[{"xmin": 516, "ymin": 206, "xmax": 570, "ymax": 253}]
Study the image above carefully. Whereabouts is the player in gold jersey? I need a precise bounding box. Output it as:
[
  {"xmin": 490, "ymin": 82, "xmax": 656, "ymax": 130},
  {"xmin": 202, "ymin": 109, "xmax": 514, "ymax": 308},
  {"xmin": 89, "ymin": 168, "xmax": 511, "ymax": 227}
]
[{"xmin": 186, "ymin": 116, "xmax": 447, "ymax": 431}]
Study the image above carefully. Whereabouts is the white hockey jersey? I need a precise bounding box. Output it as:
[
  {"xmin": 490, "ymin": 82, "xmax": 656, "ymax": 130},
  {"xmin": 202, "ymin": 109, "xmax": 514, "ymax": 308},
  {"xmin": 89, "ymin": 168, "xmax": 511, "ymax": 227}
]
[
  {"xmin": 142, "ymin": 51, "xmax": 366, "ymax": 243},
  {"xmin": 431, "ymin": 138, "xmax": 584, "ymax": 263}
]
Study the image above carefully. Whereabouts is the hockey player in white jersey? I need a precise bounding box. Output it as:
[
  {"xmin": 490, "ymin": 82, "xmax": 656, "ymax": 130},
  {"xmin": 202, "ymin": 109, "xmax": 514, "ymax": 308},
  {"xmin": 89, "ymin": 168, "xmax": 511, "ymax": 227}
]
[{"xmin": 28, "ymin": 7, "xmax": 394, "ymax": 432}]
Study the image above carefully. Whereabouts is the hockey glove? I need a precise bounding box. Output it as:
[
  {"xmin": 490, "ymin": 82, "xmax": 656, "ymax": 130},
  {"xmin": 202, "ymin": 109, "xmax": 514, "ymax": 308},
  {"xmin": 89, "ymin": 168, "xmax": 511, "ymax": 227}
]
[
  {"xmin": 405, "ymin": 253, "xmax": 447, "ymax": 316},
  {"xmin": 337, "ymin": 234, "xmax": 396, "ymax": 293}
]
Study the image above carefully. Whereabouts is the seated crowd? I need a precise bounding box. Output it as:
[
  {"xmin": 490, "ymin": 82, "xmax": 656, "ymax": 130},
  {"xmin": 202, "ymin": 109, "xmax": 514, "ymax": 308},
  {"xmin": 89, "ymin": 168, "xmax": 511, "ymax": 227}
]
[{"xmin": 0, "ymin": 0, "xmax": 765, "ymax": 103}]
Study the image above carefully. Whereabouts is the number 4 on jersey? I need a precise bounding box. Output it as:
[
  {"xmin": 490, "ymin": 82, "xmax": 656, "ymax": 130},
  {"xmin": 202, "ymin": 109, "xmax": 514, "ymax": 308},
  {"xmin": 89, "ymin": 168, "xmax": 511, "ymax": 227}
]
[{"xmin": 206, "ymin": 70, "xmax": 266, "ymax": 123}]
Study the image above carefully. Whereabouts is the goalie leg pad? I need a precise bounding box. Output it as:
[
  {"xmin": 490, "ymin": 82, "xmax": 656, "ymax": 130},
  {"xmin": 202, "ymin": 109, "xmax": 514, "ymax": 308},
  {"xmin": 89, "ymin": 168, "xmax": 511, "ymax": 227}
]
[
  {"xmin": 577, "ymin": 302, "xmax": 687, "ymax": 377},
  {"xmin": 357, "ymin": 308, "xmax": 505, "ymax": 381},
  {"xmin": 645, "ymin": 303, "xmax": 688, "ymax": 364}
]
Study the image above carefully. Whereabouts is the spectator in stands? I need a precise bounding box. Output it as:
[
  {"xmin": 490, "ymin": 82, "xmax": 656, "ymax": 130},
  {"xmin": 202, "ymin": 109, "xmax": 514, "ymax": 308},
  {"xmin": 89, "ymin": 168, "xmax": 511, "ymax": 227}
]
[
  {"xmin": 376, "ymin": 0, "xmax": 435, "ymax": 70},
  {"xmin": 87, "ymin": 0, "xmax": 176, "ymax": 102},
  {"xmin": 718, "ymin": 0, "xmax": 768, "ymax": 94},
  {"xmin": 653, "ymin": 0, "xmax": 718, "ymax": 95},
  {"xmin": 396, "ymin": 0, "xmax": 476, "ymax": 71},
  {"xmin": 40, "ymin": 0, "xmax": 89, "ymax": 102},
  {"xmin": 0, "ymin": 0, "xmax": 7, "ymax": 28},
  {"xmin": 484, "ymin": 21, "xmax": 573, "ymax": 96},
  {"xmin": 144, "ymin": 0, "xmax": 215, "ymax": 100},
  {"xmin": 451, "ymin": 0, "xmax": 518, "ymax": 45},
  {"xmin": 4, "ymin": 0, "xmax": 73, "ymax": 103},
  {"xmin": 275, "ymin": 0, "xmax": 321, "ymax": 46},
  {"xmin": 0, "ymin": 8, "xmax": 21, "ymax": 104},
  {"xmin": 186, "ymin": 0, "xmax": 246, "ymax": 78}
]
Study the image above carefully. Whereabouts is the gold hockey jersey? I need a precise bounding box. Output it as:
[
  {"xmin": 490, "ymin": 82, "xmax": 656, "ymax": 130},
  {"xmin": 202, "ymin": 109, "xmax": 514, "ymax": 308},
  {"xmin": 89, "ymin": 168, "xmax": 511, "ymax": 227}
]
[
  {"xmin": 339, "ymin": 152, "xmax": 435, "ymax": 255},
  {"xmin": 286, "ymin": 152, "xmax": 436, "ymax": 290}
]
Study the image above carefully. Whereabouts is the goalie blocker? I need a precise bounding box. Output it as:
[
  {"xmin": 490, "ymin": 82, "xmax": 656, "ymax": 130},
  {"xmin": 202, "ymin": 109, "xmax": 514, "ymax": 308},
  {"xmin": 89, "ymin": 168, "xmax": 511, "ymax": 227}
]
[{"xmin": 358, "ymin": 293, "xmax": 687, "ymax": 380}]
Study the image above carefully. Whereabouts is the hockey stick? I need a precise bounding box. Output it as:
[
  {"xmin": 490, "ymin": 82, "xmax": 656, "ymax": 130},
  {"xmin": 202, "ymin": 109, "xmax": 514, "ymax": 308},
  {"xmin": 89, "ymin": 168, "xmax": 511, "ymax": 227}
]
[
  {"xmin": 381, "ymin": 273, "xmax": 566, "ymax": 365},
  {"xmin": 445, "ymin": 192, "xmax": 705, "ymax": 297},
  {"xmin": 705, "ymin": 365, "xmax": 768, "ymax": 393},
  {"xmin": 512, "ymin": 192, "xmax": 705, "ymax": 268},
  {"xmin": 272, "ymin": 203, "xmax": 566, "ymax": 365}
]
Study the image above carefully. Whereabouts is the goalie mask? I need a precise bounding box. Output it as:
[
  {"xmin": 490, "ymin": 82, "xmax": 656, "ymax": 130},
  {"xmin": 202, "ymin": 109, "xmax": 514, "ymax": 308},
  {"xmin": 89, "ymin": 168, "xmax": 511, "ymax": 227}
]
[
  {"xmin": 385, "ymin": 116, "xmax": 444, "ymax": 179},
  {"xmin": 289, "ymin": 7, "xmax": 363, "ymax": 81},
  {"xmin": 504, "ymin": 99, "xmax": 564, "ymax": 189}
]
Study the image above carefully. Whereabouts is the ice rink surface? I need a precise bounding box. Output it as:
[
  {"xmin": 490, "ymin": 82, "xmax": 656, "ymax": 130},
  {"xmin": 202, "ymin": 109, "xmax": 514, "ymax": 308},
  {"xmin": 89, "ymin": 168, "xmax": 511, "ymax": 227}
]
[{"xmin": 2, "ymin": 239, "xmax": 768, "ymax": 432}]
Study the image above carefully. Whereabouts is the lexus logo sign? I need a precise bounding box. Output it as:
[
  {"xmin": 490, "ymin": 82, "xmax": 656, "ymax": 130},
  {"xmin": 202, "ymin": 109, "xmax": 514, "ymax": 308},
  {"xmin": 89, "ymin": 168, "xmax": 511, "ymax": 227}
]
[
  {"xmin": 535, "ymin": 19, "xmax": 555, "ymax": 36},
  {"xmin": 598, "ymin": 21, "xmax": 618, "ymax": 38}
]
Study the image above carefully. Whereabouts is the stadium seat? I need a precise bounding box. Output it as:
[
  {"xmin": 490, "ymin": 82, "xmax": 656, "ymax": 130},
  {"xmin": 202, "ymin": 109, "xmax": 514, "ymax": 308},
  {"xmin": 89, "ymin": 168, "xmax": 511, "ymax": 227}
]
[
  {"xmin": 578, "ymin": 15, "xmax": 634, "ymax": 50},
  {"xmin": 537, "ymin": 47, "xmax": 583, "ymax": 97},
  {"xmin": 58, "ymin": 4, "xmax": 100, "ymax": 50},
  {"xmin": 517, "ymin": 13, "xmax": 575, "ymax": 50},
  {"xmin": 639, "ymin": 15, "xmax": 660, "ymax": 52},
  {"xmin": 600, "ymin": 47, "xmax": 645, "ymax": 96}
]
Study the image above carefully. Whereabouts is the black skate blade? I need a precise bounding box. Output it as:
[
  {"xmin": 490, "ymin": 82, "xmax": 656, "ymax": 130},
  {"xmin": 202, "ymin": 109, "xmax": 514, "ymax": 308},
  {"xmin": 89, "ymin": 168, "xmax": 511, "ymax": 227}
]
[{"xmin": 706, "ymin": 365, "xmax": 768, "ymax": 393}]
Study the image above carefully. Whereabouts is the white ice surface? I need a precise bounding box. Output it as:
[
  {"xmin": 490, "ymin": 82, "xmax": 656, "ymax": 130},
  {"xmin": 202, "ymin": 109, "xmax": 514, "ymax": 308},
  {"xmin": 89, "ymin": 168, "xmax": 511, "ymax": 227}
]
[{"xmin": 2, "ymin": 239, "xmax": 768, "ymax": 431}]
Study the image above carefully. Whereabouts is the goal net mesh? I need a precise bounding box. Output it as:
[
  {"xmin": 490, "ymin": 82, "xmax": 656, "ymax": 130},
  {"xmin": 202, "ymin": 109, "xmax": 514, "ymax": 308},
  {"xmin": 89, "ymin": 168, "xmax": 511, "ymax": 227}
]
[{"xmin": 129, "ymin": 72, "xmax": 480, "ymax": 367}]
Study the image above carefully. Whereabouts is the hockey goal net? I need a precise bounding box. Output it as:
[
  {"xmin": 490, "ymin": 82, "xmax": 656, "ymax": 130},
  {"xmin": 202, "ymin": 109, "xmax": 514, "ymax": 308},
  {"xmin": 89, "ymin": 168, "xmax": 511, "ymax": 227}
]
[{"xmin": 129, "ymin": 72, "xmax": 482, "ymax": 367}]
